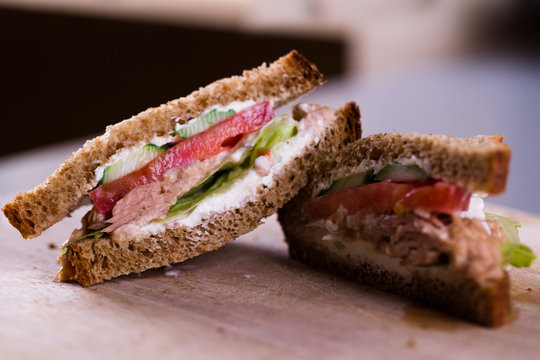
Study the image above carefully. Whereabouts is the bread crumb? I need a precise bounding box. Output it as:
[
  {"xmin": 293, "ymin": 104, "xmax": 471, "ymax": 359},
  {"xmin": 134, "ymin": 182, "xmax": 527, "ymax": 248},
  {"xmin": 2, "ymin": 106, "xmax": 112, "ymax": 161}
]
[
  {"xmin": 406, "ymin": 338, "xmax": 416, "ymax": 348},
  {"xmin": 164, "ymin": 264, "xmax": 196, "ymax": 277},
  {"xmin": 48, "ymin": 243, "xmax": 57, "ymax": 249}
]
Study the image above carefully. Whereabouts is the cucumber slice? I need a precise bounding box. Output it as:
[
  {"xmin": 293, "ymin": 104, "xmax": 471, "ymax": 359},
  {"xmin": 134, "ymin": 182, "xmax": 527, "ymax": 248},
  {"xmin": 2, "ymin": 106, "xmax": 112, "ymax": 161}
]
[
  {"xmin": 320, "ymin": 170, "xmax": 373, "ymax": 196},
  {"xmin": 374, "ymin": 163, "xmax": 428, "ymax": 182},
  {"xmin": 101, "ymin": 144, "xmax": 167, "ymax": 184},
  {"xmin": 174, "ymin": 109, "xmax": 235, "ymax": 139}
]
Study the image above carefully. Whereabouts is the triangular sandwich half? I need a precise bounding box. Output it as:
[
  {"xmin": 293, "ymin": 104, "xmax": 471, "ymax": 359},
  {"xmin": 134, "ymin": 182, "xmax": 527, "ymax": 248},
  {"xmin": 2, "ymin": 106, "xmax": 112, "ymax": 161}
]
[
  {"xmin": 279, "ymin": 133, "xmax": 535, "ymax": 327},
  {"xmin": 3, "ymin": 51, "xmax": 362, "ymax": 286}
]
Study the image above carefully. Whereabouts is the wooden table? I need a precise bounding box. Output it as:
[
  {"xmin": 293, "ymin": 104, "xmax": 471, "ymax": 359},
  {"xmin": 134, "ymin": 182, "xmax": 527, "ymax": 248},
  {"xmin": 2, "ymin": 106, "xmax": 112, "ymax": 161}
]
[{"xmin": 1, "ymin": 199, "xmax": 539, "ymax": 359}]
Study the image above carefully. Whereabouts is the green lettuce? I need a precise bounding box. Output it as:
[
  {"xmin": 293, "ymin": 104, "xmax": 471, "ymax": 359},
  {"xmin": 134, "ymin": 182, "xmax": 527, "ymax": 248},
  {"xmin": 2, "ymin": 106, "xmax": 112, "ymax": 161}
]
[
  {"xmin": 162, "ymin": 115, "xmax": 297, "ymax": 221},
  {"xmin": 165, "ymin": 169, "xmax": 235, "ymax": 217},
  {"xmin": 485, "ymin": 212, "xmax": 521, "ymax": 244},
  {"xmin": 62, "ymin": 231, "xmax": 104, "ymax": 254},
  {"xmin": 249, "ymin": 115, "xmax": 297, "ymax": 165},
  {"xmin": 501, "ymin": 243, "xmax": 536, "ymax": 268},
  {"xmin": 485, "ymin": 212, "xmax": 536, "ymax": 267}
]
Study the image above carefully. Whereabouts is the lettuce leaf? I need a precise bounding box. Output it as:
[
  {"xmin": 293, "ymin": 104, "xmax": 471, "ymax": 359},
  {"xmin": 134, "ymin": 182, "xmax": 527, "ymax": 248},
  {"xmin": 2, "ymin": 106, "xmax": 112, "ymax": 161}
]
[
  {"xmin": 501, "ymin": 243, "xmax": 536, "ymax": 268},
  {"xmin": 162, "ymin": 115, "xmax": 297, "ymax": 220},
  {"xmin": 167, "ymin": 170, "xmax": 229, "ymax": 214},
  {"xmin": 249, "ymin": 115, "xmax": 297, "ymax": 165},
  {"xmin": 485, "ymin": 212, "xmax": 536, "ymax": 267},
  {"xmin": 485, "ymin": 212, "xmax": 521, "ymax": 244},
  {"xmin": 62, "ymin": 231, "xmax": 105, "ymax": 254}
]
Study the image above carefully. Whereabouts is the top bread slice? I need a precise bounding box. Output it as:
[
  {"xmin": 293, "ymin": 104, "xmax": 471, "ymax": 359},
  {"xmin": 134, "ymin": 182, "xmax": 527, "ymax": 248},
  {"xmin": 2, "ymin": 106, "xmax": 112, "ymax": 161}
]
[
  {"xmin": 307, "ymin": 132, "xmax": 511, "ymax": 199},
  {"xmin": 3, "ymin": 50, "xmax": 324, "ymax": 239}
]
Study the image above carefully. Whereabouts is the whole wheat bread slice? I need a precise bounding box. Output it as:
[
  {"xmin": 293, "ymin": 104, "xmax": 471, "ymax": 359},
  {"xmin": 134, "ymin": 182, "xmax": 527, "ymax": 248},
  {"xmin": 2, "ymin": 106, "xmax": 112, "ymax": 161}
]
[
  {"xmin": 3, "ymin": 50, "xmax": 324, "ymax": 239},
  {"xmin": 308, "ymin": 132, "xmax": 510, "ymax": 198},
  {"xmin": 59, "ymin": 102, "xmax": 361, "ymax": 286},
  {"xmin": 278, "ymin": 133, "xmax": 512, "ymax": 327}
]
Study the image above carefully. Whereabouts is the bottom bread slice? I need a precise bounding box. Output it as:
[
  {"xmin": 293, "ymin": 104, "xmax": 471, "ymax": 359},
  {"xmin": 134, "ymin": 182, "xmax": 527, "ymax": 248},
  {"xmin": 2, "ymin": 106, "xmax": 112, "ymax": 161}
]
[
  {"xmin": 278, "ymin": 203, "xmax": 511, "ymax": 327},
  {"xmin": 60, "ymin": 102, "xmax": 361, "ymax": 286}
]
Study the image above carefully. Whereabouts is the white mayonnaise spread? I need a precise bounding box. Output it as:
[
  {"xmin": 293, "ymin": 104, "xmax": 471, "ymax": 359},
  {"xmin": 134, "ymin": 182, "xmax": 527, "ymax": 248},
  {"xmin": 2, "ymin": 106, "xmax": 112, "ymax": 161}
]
[
  {"xmin": 141, "ymin": 129, "xmax": 313, "ymax": 233},
  {"xmin": 461, "ymin": 194, "xmax": 486, "ymax": 220},
  {"xmin": 94, "ymin": 100, "xmax": 258, "ymax": 182}
]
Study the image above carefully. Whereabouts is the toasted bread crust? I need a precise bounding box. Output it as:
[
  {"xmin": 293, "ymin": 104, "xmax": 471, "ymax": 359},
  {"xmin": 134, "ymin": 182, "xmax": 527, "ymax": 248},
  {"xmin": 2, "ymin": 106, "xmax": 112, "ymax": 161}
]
[
  {"xmin": 3, "ymin": 50, "xmax": 325, "ymax": 239},
  {"xmin": 285, "ymin": 233, "xmax": 511, "ymax": 327},
  {"xmin": 308, "ymin": 133, "xmax": 511, "ymax": 198},
  {"xmin": 63, "ymin": 102, "xmax": 361, "ymax": 286}
]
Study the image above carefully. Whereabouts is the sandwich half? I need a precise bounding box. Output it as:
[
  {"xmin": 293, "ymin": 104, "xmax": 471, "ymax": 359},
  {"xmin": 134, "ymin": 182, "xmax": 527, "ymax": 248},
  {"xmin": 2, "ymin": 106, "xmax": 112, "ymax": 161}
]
[
  {"xmin": 278, "ymin": 133, "xmax": 536, "ymax": 327},
  {"xmin": 2, "ymin": 51, "xmax": 361, "ymax": 286}
]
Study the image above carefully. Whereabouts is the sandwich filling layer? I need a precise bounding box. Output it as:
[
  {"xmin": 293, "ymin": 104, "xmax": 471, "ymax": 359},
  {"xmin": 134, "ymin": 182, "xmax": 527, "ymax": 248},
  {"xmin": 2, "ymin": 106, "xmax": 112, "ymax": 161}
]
[
  {"xmin": 93, "ymin": 100, "xmax": 257, "ymax": 182},
  {"xmin": 61, "ymin": 102, "xmax": 334, "ymax": 255},
  {"xmin": 305, "ymin": 164, "xmax": 535, "ymax": 284},
  {"xmin": 310, "ymin": 208, "xmax": 505, "ymax": 283}
]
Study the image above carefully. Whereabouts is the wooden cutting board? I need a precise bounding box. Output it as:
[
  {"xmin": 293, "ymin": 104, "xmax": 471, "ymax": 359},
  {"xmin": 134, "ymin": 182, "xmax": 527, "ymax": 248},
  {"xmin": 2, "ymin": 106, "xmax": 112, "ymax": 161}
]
[{"xmin": 1, "ymin": 201, "xmax": 539, "ymax": 360}]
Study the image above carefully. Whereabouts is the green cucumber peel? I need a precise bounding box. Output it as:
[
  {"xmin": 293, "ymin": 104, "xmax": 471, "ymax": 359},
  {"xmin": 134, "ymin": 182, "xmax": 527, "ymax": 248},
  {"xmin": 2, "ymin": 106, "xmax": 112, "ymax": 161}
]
[
  {"xmin": 485, "ymin": 212, "xmax": 536, "ymax": 267},
  {"xmin": 172, "ymin": 109, "xmax": 236, "ymax": 139},
  {"xmin": 320, "ymin": 170, "xmax": 374, "ymax": 196},
  {"xmin": 100, "ymin": 144, "xmax": 168, "ymax": 184},
  {"xmin": 319, "ymin": 163, "xmax": 428, "ymax": 196},
  {"xmin": 374, "ymin": 163, "xmax": 428, "ymax": 182}
]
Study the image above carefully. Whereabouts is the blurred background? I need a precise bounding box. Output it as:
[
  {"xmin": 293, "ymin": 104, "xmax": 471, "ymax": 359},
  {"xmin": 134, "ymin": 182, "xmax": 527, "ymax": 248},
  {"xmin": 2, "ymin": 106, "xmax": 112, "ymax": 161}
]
[{"xmin": 0, "ymin": 0, "xmax": 539, "ymax": 212}]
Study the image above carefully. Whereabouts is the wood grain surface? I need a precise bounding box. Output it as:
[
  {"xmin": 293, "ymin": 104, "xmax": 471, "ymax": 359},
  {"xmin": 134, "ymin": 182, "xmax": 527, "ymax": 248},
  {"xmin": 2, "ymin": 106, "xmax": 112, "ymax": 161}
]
[{"xmin": 1, "ymin": 200, "xmax": 539, "ymax": 360}]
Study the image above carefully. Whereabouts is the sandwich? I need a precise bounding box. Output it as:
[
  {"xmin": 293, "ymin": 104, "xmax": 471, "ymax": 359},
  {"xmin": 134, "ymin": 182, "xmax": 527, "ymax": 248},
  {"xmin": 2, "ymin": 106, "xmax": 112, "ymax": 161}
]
[
  {"xmin": 278, "ymin": 132, "xmax": 536, "ymax": 327},
  {"xmin": 2, "ymin": 50, "xmax": 361, "ymax": 286}
]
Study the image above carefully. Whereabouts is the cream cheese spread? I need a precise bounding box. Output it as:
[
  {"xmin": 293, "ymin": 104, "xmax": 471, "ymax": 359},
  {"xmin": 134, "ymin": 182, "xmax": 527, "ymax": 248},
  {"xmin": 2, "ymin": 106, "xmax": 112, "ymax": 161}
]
[{"xmin": 141, "ymin": 129, "xmax": 313, "ymax": 233}]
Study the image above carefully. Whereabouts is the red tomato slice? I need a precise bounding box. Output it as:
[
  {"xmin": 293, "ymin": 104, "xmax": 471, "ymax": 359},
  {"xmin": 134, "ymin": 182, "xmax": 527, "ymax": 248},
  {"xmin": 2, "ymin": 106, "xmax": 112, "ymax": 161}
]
[
  {"xmin": 307, "ymin": 182, "xmax": 417, "ymax": 221},
  {"xmin": 90, "ymin": 101, "xmax": 274, "ymax": 214},
  {"xmin": 395, "ymin": 181, "xmax": 471, "ymax": 214},
  {"xmin": 306, "ymin": 180, "xmax": 471, "ymax": 221}
]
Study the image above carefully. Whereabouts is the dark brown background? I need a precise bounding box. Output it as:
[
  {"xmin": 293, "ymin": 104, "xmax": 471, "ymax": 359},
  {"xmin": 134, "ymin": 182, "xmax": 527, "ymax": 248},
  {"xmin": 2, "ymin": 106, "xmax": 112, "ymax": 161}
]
[{"xmin": 0, "ymin": 7, "xmax": 345, "ymax": 156}]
